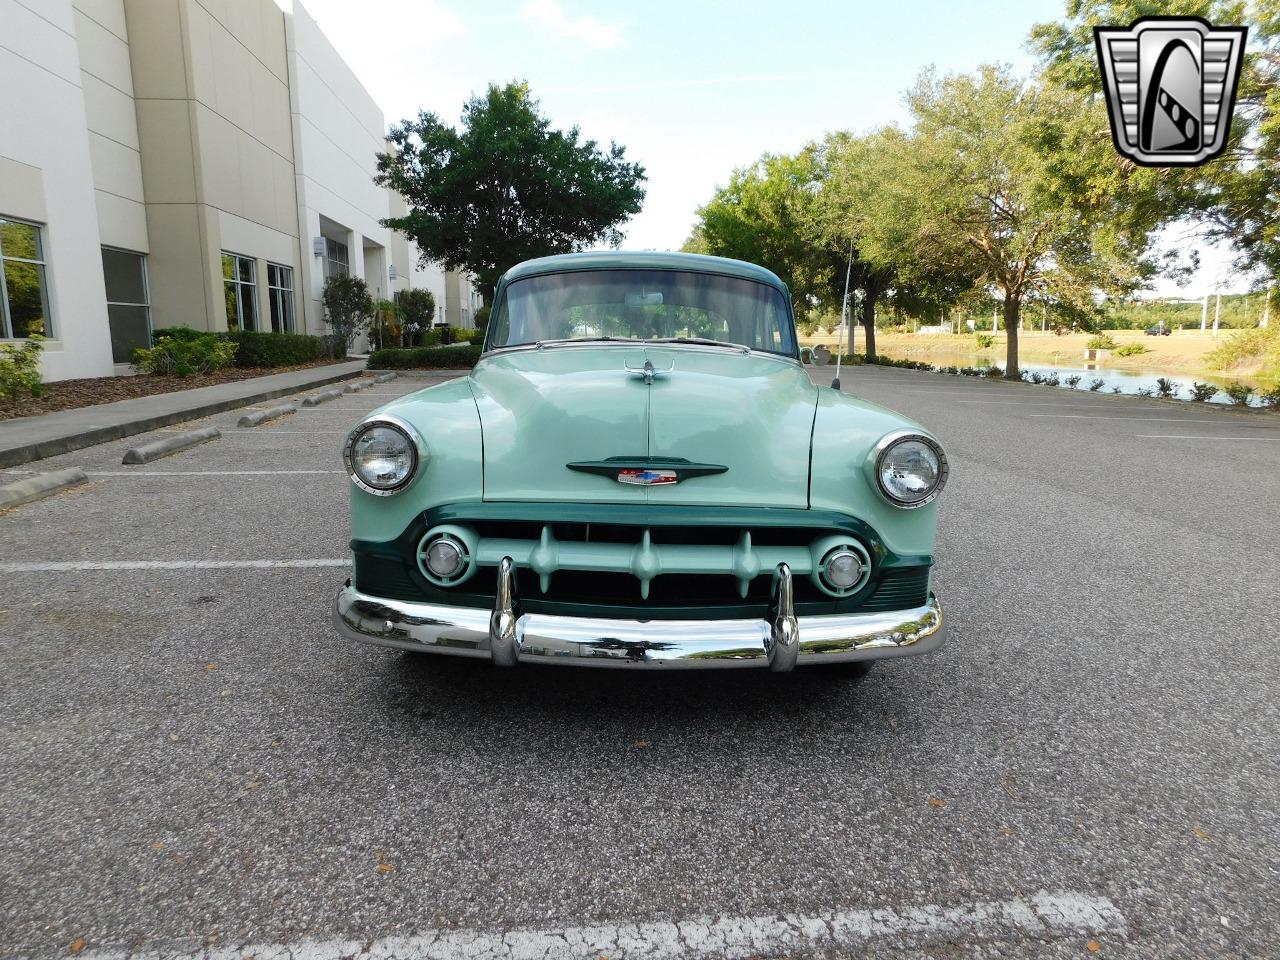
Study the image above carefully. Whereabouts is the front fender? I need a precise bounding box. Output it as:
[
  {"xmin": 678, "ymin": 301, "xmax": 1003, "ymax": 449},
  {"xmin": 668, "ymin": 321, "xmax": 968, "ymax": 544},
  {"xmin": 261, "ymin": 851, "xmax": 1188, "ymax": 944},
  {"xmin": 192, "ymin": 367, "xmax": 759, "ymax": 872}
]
[
  {"xmin": 348, "ymin": 377, "xmax": 484, "ymax": 543},
  {"xmin": 808, "ymin": 390, "xmax": 940, "ymax": 557}
]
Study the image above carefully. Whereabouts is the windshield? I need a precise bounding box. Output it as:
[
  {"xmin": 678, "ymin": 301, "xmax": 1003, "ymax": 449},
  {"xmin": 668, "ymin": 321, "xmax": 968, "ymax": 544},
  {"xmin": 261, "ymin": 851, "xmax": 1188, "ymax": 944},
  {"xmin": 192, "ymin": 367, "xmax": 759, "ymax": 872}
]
[{"xmin": 486, "ymin": 269, "xmax": 797, "ymax": 356}]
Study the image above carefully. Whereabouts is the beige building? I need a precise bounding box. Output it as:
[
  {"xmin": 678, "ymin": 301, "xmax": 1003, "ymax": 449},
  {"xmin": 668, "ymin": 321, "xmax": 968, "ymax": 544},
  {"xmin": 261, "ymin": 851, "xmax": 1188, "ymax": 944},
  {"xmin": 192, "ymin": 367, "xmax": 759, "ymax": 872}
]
[{"xmin": 0, "ymin": 0, "xmax": 476, "ymax": 383}]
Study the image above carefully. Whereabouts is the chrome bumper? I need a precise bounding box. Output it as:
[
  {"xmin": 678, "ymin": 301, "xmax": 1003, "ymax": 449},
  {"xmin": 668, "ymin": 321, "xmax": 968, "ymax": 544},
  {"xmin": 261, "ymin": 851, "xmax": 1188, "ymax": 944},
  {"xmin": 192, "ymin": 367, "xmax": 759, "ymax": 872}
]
[{"xmin": 334, "ymin": 560, "xmax": 944, "ymax": 671}]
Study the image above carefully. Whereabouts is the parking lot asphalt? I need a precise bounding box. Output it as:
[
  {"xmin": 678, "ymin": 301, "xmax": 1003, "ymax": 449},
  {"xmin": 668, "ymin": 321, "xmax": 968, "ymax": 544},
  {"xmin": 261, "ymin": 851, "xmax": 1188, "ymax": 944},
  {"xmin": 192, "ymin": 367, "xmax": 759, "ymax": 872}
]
[{"xmin": 2, "ymin": 366, "xmax": 1277, "ymax": 959}]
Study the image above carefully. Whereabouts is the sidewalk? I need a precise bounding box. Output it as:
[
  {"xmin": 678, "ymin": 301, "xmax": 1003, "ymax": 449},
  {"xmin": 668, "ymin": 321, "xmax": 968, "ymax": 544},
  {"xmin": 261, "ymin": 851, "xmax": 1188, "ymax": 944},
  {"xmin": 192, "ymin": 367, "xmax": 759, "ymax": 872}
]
[{"xmin": 0, "ymin": 361, "xmax": 365, "ymax": 468}]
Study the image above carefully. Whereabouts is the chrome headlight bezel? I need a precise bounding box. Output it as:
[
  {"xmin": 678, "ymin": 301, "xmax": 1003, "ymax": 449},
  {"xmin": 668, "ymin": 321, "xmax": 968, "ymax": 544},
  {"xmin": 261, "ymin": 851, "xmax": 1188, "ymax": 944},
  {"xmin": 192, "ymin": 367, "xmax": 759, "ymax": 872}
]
[
  {"xmin": 870, "ymin": 430, "xmax": 949, "ymax": 509},
  {"xmin": 343, "ymin": 415, "xmax": 426, "ymax": 496}
]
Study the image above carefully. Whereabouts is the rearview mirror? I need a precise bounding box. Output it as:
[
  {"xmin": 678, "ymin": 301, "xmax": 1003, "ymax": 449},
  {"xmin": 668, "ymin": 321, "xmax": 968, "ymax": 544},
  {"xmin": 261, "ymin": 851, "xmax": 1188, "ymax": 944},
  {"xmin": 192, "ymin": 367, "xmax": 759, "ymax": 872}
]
[{"xmin": 624, "ymin": 291, "xmax": 664, "ymax": 306}]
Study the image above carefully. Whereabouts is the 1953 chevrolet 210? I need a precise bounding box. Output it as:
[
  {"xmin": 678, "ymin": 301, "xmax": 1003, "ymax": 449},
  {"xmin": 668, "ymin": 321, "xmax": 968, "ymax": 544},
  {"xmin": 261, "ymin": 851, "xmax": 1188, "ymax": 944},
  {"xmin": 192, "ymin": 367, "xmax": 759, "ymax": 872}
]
[{"xmin": 334, "ymin": 251, "xmax": 947, "ymax": 671}]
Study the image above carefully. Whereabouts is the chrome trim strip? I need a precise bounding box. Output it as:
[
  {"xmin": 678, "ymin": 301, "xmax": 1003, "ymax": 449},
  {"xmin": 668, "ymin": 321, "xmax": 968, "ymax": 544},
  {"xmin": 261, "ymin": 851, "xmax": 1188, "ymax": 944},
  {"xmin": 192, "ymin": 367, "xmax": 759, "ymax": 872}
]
[{"xmin": 334, "ymin": 584, "xmax": 944, "ymax": 670}]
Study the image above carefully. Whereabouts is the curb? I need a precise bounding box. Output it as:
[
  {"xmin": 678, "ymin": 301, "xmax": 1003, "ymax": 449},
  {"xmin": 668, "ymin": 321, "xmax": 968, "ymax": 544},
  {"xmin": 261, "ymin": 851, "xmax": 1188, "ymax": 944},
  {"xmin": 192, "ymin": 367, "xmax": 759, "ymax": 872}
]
[
  {"xmin": 238, "ymin": 402, "xmax": 296, "ymax": 427},
  {"xmin": 0, "ymin": 365, "xmax": 361, "ymax": 469},
  {"xmin": 344, "ymin": 380, "xmax": 373, "ymax": 393},
  {"xmin": 122, "ymin": 427, "xmax": 221, "ymax": 464},
  {"xmin": 302, "ymin": 388, "xmax": 345, "ymax": 407},
  {"xmin": 0, "ymin": 467, "xmax": 88, "ymax": 510}
]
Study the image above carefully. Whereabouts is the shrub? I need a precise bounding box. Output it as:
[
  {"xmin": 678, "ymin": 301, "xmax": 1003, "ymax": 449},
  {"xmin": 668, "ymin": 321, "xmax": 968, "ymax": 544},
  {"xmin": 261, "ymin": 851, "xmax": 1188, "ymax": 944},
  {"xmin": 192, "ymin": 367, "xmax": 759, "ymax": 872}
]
[
  {"xmin": 133, "ymin": 334, "xmax": 236, "ymax": 377},
  {"xmin": 1261, "ymin": 385, "xmax": 1280, "ymax": 410},
  {"xmin": 1155, "ymin": 377, "xmax": 1178, "ymax": 398},
  {"xmin": 322, "ymin": 275, "xmax": 374, "ymax": 351},
  {"xmin": 151, "ymin": 326, "xmax": 222, "ymax": 344},
  {"xmin": 367, "ymin": 344, "xmax": 483, "ymax": 370},
  {"xmin": 0, "ymin": 334, "xmax": 45, "ymax": 400},
  {"xmin": 1028, "ymin": 371, "xmax": 1046, "ymax": 384},
  {"xmin": 1042, "ymin": 372, "xmax": 1060, "ymax": 386},
  {"xmin": 1189, "ymin": 381, "xmax": 1219, "ymax": 402},
  {"xmin": 1137, "ymin": 386, "xmax": 1154, "ymax": 397},
  {"xmin": 975, "ymin": 333, "xmax": 995, "ymax": 349},
  {"xmin": 474, "ymin": 304, "xmax": 491, "ymax": 332},
  {"xmin": 984, "ymin": 366, "xmax": 1004, "ymax": 379},
  {"xmin": 1205, "ymin": 326, "xmax": 1280, "ymax": 372},
  {"xmin": 439, "ymin": 326, "xmax": 475, "ymax": 346},
  {"xmin": 1086, "ymin": 334, "xmax": 1118, "ymax": 350},
  {"xmin": 1115, "ymin": 342, "xmax": 1148, "ymax": 357},
  {"xmin": 1064, "ymin": 375, "xmax": 1081, "ymax": 388},
  {"xmin": 1088, "ymin": 378, "xmax": 1105, "ymax": 391},
  {"xmin": 1111, "ymin": 386, "xmax": 1123, "ymax": 393},
  {"xmin": 229, "ymin": 330, "xmax": 327, "ymax": 367},
  {"xmin": 1223, "ymin": 382, "xmax": 1255, "ymax": 405}
]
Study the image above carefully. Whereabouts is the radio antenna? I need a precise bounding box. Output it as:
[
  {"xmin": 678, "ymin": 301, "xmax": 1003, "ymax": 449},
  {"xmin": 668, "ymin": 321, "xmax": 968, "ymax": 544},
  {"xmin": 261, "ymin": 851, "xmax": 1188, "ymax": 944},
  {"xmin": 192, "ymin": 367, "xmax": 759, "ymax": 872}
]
[{"xmin": 832, "ymin": 238, "xmax": 854, "ymax": 391}]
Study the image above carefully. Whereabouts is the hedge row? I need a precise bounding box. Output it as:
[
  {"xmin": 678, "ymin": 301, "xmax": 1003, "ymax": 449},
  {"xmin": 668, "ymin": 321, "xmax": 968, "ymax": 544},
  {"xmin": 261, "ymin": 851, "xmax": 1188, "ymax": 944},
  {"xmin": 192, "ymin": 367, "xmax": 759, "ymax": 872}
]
[
  {"xmin": 367, "ymin": 344, "xmax": 482, "ymax": 369},
  {"xmin": 406, "ymin": 327, "xmax": 485, "ymax": 348},
  {"xmin": 150, "ymin": 327, "xmax": 339, "ymax": 367}
]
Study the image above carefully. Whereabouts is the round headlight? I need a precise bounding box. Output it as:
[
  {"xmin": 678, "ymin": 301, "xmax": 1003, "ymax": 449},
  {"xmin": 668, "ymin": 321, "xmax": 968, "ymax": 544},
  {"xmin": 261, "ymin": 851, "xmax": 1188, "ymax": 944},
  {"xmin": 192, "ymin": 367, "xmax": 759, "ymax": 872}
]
[
  {"xmin": 875, "ymin": 433, "xmax": 948, "ymax": 508},
  {"xmin": 344, "ymin": 418, "xmax": 420, "ymax": 495}
]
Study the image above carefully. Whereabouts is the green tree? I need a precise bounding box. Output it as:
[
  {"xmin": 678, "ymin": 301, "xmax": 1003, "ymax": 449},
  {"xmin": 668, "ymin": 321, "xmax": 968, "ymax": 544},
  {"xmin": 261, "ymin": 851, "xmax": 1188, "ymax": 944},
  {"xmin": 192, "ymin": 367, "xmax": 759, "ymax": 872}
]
[
  {"xmin": 377, "ymin": 82, "xmax": 646, "ymax": 298},
  {"xmin": 395, "ymin": 287, "xmax": 437, "ymax": 345},
  {"xmin": 686, "ymin": 152, "xmax": 829, "ymax": 308},
  {"xmin": 685, "ymin": 149, "xmax": 881, "ymax": 352},
  {"xmin": 859, "ymin": 66, "xmax": 1156, "ymax": 378},
  {"xmin": 322, "ymin": 275, "xmax": 374, "ymax": 354}
]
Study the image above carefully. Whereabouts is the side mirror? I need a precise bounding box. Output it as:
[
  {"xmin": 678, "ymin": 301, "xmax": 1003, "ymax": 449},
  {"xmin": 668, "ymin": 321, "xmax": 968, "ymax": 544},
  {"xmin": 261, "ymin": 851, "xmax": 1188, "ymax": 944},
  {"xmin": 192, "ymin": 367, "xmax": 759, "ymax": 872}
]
[{"xmin": 799, "ymin": 346, "xmax": 815, "ymax": 364}]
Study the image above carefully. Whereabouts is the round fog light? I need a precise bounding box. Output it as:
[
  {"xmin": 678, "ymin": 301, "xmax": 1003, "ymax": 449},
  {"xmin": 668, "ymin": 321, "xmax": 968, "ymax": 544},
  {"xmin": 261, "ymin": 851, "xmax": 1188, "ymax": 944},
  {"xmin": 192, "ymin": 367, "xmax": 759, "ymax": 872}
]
[
  {"xmin": 424, "ymin": 537, "xmax": 464, "ymax": 578},
  {"xmin": 824, "ymin": 550, "xmax": 863, "ymax": 589}
]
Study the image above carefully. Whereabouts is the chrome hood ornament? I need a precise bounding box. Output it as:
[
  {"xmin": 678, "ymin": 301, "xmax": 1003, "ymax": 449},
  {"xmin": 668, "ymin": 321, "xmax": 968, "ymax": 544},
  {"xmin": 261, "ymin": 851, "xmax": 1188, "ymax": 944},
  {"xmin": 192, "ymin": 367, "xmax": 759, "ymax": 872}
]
[{"xmin": 625, "ymin": 358, "xmax": 673, "ymax": 384}]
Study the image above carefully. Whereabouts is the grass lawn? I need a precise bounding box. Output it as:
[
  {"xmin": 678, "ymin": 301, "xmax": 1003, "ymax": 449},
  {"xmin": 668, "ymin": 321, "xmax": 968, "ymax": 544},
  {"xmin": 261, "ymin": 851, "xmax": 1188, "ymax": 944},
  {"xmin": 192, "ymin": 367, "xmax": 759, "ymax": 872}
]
[{"xmin": 800, "ymin": 328, "xmax": 1275, "ymax": 386}]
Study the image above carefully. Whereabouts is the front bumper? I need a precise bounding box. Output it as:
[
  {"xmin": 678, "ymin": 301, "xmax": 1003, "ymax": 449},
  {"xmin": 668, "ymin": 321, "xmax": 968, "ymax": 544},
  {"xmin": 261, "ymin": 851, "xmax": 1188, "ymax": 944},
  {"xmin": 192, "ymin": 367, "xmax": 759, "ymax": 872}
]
[{"xmin": 334, "ymin": 560, "xmax": 944, "ymax": 670}]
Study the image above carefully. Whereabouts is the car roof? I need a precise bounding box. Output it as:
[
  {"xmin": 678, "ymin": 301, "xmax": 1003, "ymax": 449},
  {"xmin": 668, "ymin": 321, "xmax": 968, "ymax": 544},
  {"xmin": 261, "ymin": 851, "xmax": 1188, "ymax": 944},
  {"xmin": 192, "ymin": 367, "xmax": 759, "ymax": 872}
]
[{"xmin": 497, "ymin": 251, "xmax": 790, "ymax": 296}]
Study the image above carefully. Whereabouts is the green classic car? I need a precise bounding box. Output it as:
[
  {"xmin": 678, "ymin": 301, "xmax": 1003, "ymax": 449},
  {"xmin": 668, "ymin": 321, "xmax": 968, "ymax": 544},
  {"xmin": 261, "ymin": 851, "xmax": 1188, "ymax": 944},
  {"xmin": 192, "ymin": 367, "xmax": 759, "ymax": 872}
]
[{"xmin": 335, "ymin": 251, "xmax": 947, "ymax": 671}]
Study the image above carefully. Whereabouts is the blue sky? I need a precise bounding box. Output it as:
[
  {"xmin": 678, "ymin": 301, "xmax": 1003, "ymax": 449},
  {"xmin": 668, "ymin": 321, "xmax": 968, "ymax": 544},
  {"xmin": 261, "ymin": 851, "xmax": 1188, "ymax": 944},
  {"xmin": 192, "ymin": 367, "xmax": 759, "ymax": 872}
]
[{"xmin": 283, "ymin": 0, "xmax": 1249, "ymax": 295}]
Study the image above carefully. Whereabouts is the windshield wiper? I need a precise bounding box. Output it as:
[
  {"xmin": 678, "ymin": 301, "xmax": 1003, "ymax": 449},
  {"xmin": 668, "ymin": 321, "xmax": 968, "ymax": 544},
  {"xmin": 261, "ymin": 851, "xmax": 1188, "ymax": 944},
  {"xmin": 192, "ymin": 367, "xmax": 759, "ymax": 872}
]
[
  {"xmin": 534, "ymin": 336, "xmax": 636, "ymax": 349},
  {"xmin": 647, "ymin": 337, "xmax": 750, "ymax": 353}
]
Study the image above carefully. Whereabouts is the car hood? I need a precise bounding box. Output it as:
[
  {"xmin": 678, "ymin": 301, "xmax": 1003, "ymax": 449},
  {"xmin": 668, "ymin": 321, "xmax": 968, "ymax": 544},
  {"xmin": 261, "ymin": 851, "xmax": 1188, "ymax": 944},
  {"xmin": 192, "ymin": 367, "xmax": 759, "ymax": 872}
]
[{"xmin": 469, "ymin": 345, "xmax": 818, "ymax": 507}]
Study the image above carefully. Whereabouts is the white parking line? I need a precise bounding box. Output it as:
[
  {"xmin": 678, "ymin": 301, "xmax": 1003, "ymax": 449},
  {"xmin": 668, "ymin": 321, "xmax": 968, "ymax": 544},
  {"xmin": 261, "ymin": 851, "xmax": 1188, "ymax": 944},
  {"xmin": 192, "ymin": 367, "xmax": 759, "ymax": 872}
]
[
  {"xmin": 0, "ymin": 559, "xmax": 348, "ymax": 572},
  {"xmin": 1029, "ymin": 414, "xmax": 1237, "ymax": 422},
  {"xmin": 2, "ymin": 470, "xmax": 344, "ymax": 477},
  {"xmin": 950, "ymin": 399, "xmax": 1133, "ymax": 406},
  {"xmin": 1135, "ymin": 435, "xmax": 1280, "ymax": 440},
  {"xmin": 75, "ymin": 890, "xmax": 1125, "ymax": 960}
]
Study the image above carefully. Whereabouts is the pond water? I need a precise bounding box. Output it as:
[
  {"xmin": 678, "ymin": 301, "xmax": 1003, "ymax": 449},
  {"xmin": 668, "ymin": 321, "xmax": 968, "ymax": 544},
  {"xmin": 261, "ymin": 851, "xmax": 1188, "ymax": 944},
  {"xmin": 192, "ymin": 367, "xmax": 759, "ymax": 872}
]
[{"xmin": 975, "ymin": 361, "xmax": 1274, "ymax": 406}]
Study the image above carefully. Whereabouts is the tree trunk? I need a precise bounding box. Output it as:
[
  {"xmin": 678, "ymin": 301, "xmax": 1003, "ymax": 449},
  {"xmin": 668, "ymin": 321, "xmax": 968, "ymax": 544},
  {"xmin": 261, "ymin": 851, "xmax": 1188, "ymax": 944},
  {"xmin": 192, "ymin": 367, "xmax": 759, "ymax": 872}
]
[
  {"xmin": 1003, "ymin": 295, "xmax": 1021, "ymax": 380},
  {"xmin": 861, "ymin": 287, "xmax": 877, "ymax": 361}
]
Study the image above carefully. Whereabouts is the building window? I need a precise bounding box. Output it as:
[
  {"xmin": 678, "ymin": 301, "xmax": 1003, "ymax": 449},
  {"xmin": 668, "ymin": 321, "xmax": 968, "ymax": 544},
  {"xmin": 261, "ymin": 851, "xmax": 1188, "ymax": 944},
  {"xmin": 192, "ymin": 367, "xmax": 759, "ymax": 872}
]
[
  {"xmin": 0, "ymin": 217, "xmax": 52, "ymax": 338},
  {"xmin": 266, "ymin": 263, "xmax": 294, "ymax": 333},
  {"xmin": 324, "ymin": 238, "xmax": 349, "ymax": 279},
  {"xmin": 101, "ymin": 248, "xmax": 150, "ymax": 363},
  {"xmin": 222, "ymin": 252, "xmax": 258, "ymax": 332}
]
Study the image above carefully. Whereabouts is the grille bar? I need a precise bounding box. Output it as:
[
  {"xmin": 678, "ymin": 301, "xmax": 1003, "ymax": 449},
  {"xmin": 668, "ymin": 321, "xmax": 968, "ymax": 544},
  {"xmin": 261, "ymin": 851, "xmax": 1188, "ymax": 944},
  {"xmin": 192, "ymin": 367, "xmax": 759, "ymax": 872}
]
[{"xmin": 458, "ymin": 524, "xmax": 824, "ymax": 599}]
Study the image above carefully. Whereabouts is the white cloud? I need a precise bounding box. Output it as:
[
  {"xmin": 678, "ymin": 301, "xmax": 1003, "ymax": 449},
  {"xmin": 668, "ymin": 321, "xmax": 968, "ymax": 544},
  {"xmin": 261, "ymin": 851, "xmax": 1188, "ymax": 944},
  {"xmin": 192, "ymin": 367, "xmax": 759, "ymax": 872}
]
[{"xmin": 519, "ymin": 0, "xmax": 620, "ymax": 50}]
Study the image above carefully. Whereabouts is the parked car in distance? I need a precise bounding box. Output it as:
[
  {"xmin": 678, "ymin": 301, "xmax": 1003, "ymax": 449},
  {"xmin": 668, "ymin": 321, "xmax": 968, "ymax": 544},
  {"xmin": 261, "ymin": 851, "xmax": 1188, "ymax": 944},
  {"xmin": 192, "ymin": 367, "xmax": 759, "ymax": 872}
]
[
  {"xmin": 335, "ymin": 252, "xmax": 947, "ymax": 672},
  {"xmin": 1145, "ymin": 324, "xmax": 1172, "ymax": 336}
]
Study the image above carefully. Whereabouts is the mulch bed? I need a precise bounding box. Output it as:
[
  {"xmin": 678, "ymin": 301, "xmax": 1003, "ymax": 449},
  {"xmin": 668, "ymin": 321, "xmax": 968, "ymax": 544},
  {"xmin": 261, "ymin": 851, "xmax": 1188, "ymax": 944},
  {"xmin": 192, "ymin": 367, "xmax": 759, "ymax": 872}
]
[{"xmin": 0, "ymin": 359, "xmax": 351, "ymax": 422}]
